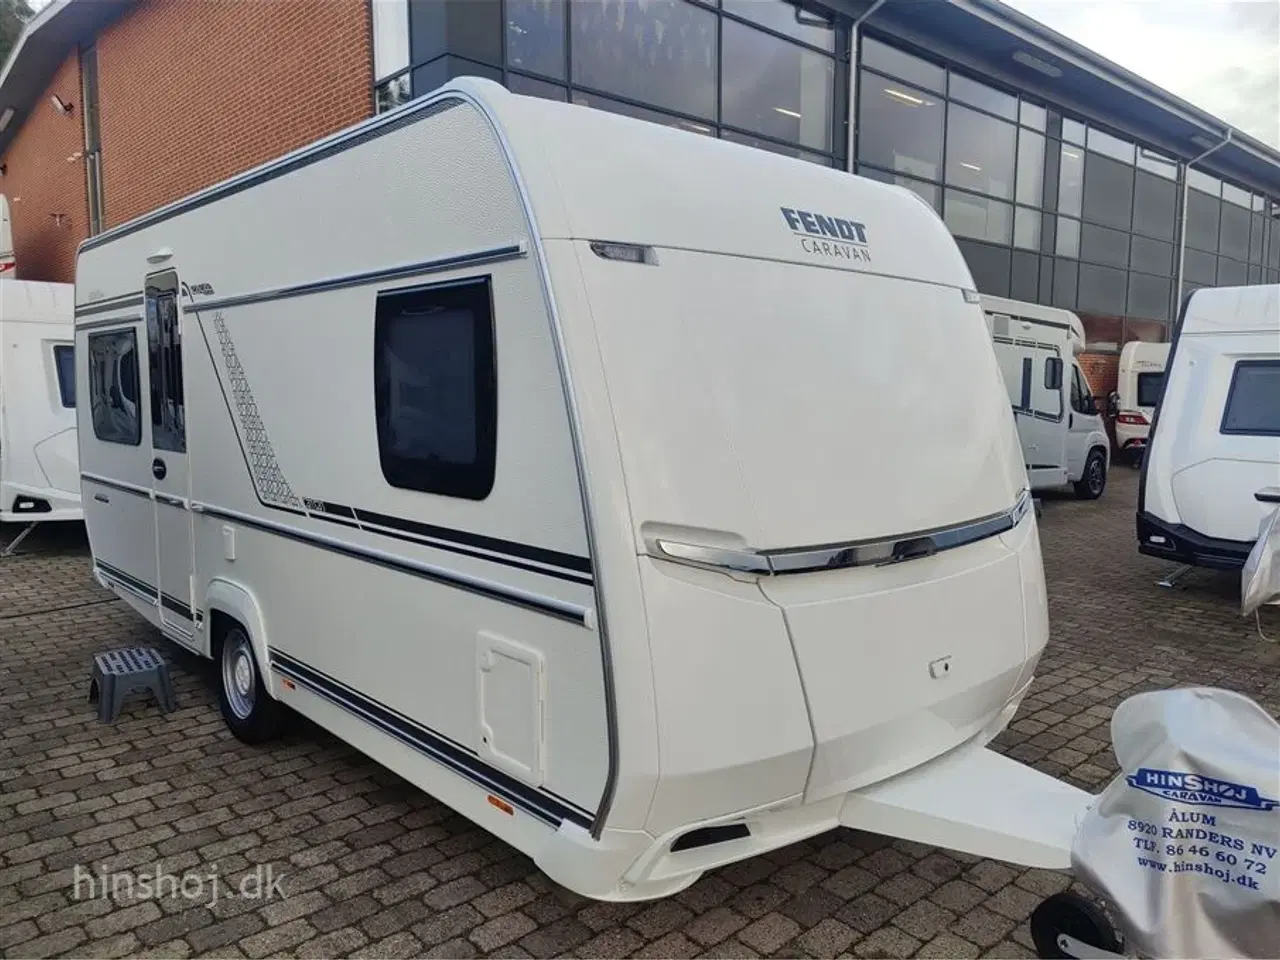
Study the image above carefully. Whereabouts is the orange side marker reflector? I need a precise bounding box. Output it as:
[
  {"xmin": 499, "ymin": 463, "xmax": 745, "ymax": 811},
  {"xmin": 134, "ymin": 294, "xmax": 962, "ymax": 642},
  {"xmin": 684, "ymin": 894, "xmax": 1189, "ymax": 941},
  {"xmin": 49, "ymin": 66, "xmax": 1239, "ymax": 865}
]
[
  {"xmin": 281, "ymin": 678, "xmax": 296, "ymax": 691},
  {"xmin": 488, "ymin": 795, "xmax": 514, "ymax": 816}
]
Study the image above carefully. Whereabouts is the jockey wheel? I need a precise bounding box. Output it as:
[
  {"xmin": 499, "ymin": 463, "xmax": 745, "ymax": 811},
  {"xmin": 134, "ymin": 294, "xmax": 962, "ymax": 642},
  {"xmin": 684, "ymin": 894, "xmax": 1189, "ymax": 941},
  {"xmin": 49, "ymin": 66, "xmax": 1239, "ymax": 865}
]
[{"xmin": 1030, "ymin": 891, "xmax": 1124, "ymax": 959}]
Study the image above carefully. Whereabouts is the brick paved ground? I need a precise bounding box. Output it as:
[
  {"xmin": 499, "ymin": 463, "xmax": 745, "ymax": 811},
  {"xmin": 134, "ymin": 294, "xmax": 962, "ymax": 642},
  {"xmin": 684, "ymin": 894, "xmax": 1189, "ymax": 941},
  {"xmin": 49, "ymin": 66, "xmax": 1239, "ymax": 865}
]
[{"xmin": 3, "ymin": 467, "xmax": 1279, "ymax": 959}]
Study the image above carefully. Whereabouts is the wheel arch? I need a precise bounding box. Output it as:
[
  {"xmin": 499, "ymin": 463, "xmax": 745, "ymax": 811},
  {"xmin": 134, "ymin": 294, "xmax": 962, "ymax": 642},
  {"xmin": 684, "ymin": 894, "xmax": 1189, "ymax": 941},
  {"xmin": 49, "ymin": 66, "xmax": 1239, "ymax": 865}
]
[{"xmin": 204, "ymin": 578, "xmax": 276, "ymax": 697}]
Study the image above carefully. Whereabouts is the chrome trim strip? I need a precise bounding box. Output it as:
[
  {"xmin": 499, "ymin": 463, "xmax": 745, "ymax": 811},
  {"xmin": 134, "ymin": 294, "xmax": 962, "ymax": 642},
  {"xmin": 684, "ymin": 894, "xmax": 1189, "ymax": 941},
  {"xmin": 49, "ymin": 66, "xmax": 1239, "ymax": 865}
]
[
  {"xmin": 75, "ymin": 293, "xmax": 144, "ymax": 318},
  {"xmin": 651, "ymin": 490, "xmax": 1033, "ymax": 577},
  {"xmin": 96, "ymin": 567, "xmax": 158, "ymax": 609},
  {"xmin": 82, "ymin": 472, "xmax": 153, "ymax": 499},
  {"xmin": 196, "ymin": 502, "xmax": 591, "ymax": 626},
  {"xmin": 181, "ymin": 243, "xmax": 527, "ymax": 316},
  {"xmin": 154, "ymin": 491, "xmax": 187, "ymax": 509},
  {"xmin": 76, "ymin": 313, "xmax": 144, "ymax": 332}
]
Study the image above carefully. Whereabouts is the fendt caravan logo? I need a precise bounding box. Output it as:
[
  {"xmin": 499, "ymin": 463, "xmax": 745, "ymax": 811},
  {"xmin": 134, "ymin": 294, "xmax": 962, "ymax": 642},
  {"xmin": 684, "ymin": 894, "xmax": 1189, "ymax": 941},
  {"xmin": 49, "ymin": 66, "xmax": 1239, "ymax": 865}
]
[
  {"xmin": 780, "ymin": 207, "xmax": 871, "ymax": 264},
  {"xmin": 1126, "ymin": 768, "xmax": 1279, "ymax": 812}
]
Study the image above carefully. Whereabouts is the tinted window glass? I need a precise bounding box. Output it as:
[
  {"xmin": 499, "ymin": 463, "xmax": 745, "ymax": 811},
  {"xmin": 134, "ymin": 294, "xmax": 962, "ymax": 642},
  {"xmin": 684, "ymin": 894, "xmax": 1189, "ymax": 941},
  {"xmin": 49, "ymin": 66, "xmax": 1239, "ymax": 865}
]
[
  {"xmin": 1136, "ymin": 147, "xmax": 1178, "ymax": 179},
  {"xmin": 1052, "ymin": 257, "xmax": 1078, "ymax": 308},
  {"xmin": 1127, "ymin": 272, "xmax": 1170, "ymax": 321},
  {"xmin": 508, "ymin": 73, "xmax": 567, "ymax": 101},
  {"xmin": 1081, "ymin": 152, "xmax": 1134, "ymax": 230},
  {"xmin": 1058, "ymin": 143, "xmax": 1083, "ymax": 217},
  {"xmin": 722, "ymin": 18, "xmax": 834, "ymax": 151},
  {"xmin": 53, "ymin": 344, "xmax": 75, "ymax": 407},
  {"xmin": 1133, "ymin": 170, "xmax": 1177, "ymax": 240},
  {"xmin": 1011, "ymin": 250, "xmax": 1039, "ymax": 300},
  {"xmin": 1184, "ymin": 248, "xmax": 1217, "ymax": 285},
  {"xmin": 146, "ymin": 277, "xmax": 185, "ymax": 454},
  {"xmin": 1014, "ymin": 206, "xmax": 1040, "ymax": 250},
  {"xmin": 722, "ymin": 0, "xmax": 835, "ymax": 51},
  {"xmin": 506, "ymin": 0, "xmax": 566, "ymax": 79},
  {"xmin": 1219, "ymin": 202, "xmax": 1251, "ymax": 261},
  {"xmin": 1019, "ymin": 101, "xmax": 1046, "ymax": 130},
  {"xmin": 724, "ymin": 128, "xmax": 831, "ymax": 165},
  {"xmin": 571, "ymin": 0, "xmax": 717, "ymax": 119},
  {"xmin": 1086, "ymin": 128, "xmax": 1134, "ymax": 164},
  {"xmin": 1130, "ymin": 236, "xmax": 1172, "ymax": 276},
  {"xmin": 572, "ymin": 90, "xmax": 714, "ymax": 136},
  {"xmin": 371, "ymin": 0, "xmax": 409, "ymax": 80},
  {"xmin": 948, "ymin": 73, "xmax": 1016, "ymax": 120},
  {"xmin": 857, "ymin": 165, "xmax": 939, "ymax": 207},
  {"xmin": 860, "ymin": 36, "xmax": 944, "ymax": 91},
  {"xmin": 1077, "ymin": 263, "xmax": 1127, "ymax": 316},
  {"xmin": 1185, "ymin": 189, "xmax": 1220, "ymax": 251},
  {"xmin": 1056, "ymin": 216, "xmax": 1080, "ymax": 258},
  {"xmin": 1221, "ymin": 361, "xmax": 1280, "ymax": 436},
  {"xmin": 1250, "ymin": 214, "xmax": 1265, "ymax": 263},
  {"xmin": 954, "ymin": 239, "xmax": 1011, "ymax": 296},
  {"xmin": 946, "ymin": 104, "xmax": 1016, "ymax": 199},
  {"xmin": 1187, "ymin": 168, "xmax": 1220, "ymax": 196},
  {"xmin": 1081, "ymin": 222, "xmax": 1128, "ymax": 267},
  {"xmin": 945, "ymin": 189, "xmax": 1012, "ymax": 244},
  {"xmin": 1137, "ymin": 371, "xmax": 1164, "ymax": 408},
  {"xmin": 1217, "ymin": 257, "xmax": 1248, "ymax": 286},
  {"xmin": 1062, "ymin": 117, "xmax": 1086, "ymax": 144},
  {"xmin": 1015, "ymin": 129, "xmax": 1044, "ymax": 207},
  {"xmin": 88, "ymin": 329, "xmax": 141, "ymax": 446},
  {"xmin": 857, "ymin": 76, "xmax": 943, "ymax": 180},
  {"xmin": 374, "ymin": 278, "xmax": 497, "ymax": 500}
]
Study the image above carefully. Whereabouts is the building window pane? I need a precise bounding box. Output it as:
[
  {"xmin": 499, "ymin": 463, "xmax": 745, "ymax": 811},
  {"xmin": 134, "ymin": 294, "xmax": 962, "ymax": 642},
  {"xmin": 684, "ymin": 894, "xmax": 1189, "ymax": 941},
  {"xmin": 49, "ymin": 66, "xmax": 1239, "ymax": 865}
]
[
  {"xmin": 507, "ymin": 72, "xmax": 567, "ymax": 101},
  {"xmin": 723, "ymin": 128, "xmax": 831, "ymax": 165},
  {"xmin": 857, "ymin": 75, "xmax": 943, "ymax": 180},
  {"xmin": 1011, "ymin": 250, "xmax": 1039, "ymax": 300},
  {"xmin": 1052, "ymin": 258, "xmax": 1078, "ymax": 308},
  {"xmin": 1271, "ymin": 221, "xmax": 1280, "ymax": 270},
  {"xmin": 1019, "ymin": 101, "xmax": 1046, "ymax": 130},
  {"xmin": 375, "ymin": 73, "xmax": 412, "ymax": 114},
  {"xmin": 1130, "ymin": 235, "xmax": 1172, "ymax": 276},
  {"xmin": 1081, "ymin": 222, "xmax": 1129, "ymax": 268},
  {"xmin": 1133, "ymin": 169, "xmax": 1177, "ymax": 240},
  {"xmin": 1086, "ymin": 128, "xmax": 1134, "ymax": 164},
  {"xmin": 372, "ymin": 0, "xmax": 410, "ymax": 80},
  {"xmin": 1056, "ymin": 216, "xmax": 1080, "ymax": 258},
  {"xmin": 1222, "ymin": 182, "xmax": 1251, "ymax": 208},
  {"xmin": 948, "ymin": 73, "xmax": 1016, "ymax": 120},
  {"xmin": 1062, "ymin": 117, "xmax": 1086, "ymax": 144},
  {"xmin": 1251, "ymin": 214, "xmax": 1265, "ymax": 263},
  {"xmin": 1081, "ymin": 152, "xmax": 1134, "ymax": 231},
  {"xmin": 1217, "ymin": 257, "xmax": 1248, "ymax": 286},
  {"xmin": 1058, "ymin": 143, "xmax": 1083, "ymax": 216},
  {"xmin": 1219, "ymin": 202, "xmax": 1251, "ymax": 260},
  {"xmin": 945, "ymin": 104, "xmax": 1015, "ymax": 200},
  {"xmin": 858, "ymin": 165, "xmax": 940, "ymax": 210},
  {"xmin": 1016, "ymin": 129, "xmax": 1044, "ymax": 207},
  {"xmin": 722, "ymin": 19, "xmax": 834, "ymax": 152},
  {"xmin": 1185, "ymin": 189, "xmax": 1220, "ymax": 252},
  {"xmin": 1136, "ymin": 147, "xmax": 1178, "ymax": 180},
  {"xmin": 1184, "ymin": 247, "xmax": 1216, "ymax": 285},
  {"xmin": 1014, "ymin": 206, "xmax": 1040, "ymax": 250},
  {"xmin": 860, "ymin": 35, "xmax": 943, "ymax": 91},
  {"xmin": 1186, "ymin": 168, "xmax": 1220, "ymax": 196},
  {"xmin": 506, "ymin": 0, "xmax": 566, "ymax": 80},
  {"xmin": 955, "ymin": 239, "xmax": 1012, "ymax": 296},
  {"xmin": 571, "ymin": 0, "xmax": 717, "ymax": 120},
  {"xmin": 945, "ymin": 189, "xmax": 1012, "ymax": 244},
  {"xmin": 1078, "ymin": 263, "xmax": 1127, "ymax": 316},
  {"xmin": 1249, "ymin": 264, "xmax": 1263, "ymax": 284},
  {"xmin": 722, "ymin": 0, "xmax": 835, "ymax": 52},
  {"xmin": 1127, "ymin": 272, "xmax": 1170, "ymax": 320},
  {"xmin": 571, "ymin": 90, "xmax": 714, "ymax": 136}
]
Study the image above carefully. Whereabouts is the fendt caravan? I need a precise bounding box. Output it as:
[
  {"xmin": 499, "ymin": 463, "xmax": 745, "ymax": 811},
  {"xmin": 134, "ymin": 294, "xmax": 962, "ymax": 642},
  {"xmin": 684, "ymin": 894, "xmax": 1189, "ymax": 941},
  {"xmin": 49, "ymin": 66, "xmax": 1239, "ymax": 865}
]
[
  {"xmin": 1139, "ymin": 284, "xmax": 1280, "ymax": 570},
  {"xmin": 0, "ymin": 272, "xmax": 81, "ymax": 544},
  {"xmin": 981, "ymin": 295, "xmax": 1111, "ymax": 498},
  {"xmin": 75, "ymin": 78, "xmax": 1092, "ymax": 901},
  {"xmin": 1111, "ymin": 340, "xmax": 1170, "ymax": 463}
]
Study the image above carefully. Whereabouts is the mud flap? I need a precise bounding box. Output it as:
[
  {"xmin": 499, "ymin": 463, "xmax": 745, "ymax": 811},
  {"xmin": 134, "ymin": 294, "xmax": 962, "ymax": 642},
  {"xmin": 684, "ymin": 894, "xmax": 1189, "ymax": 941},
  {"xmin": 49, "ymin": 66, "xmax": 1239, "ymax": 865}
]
[{"xmin": 838, "ymin": 741, "xmax": 1094, "ymax": 869}]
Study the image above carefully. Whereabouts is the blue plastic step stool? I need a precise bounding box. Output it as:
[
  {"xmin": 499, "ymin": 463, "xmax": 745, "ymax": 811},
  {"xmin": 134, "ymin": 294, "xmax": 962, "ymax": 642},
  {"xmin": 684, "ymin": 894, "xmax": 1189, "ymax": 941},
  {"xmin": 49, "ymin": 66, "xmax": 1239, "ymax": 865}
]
[{"xmin": 88, "ymin": 647, "xmax": 177, "ymax": 723}]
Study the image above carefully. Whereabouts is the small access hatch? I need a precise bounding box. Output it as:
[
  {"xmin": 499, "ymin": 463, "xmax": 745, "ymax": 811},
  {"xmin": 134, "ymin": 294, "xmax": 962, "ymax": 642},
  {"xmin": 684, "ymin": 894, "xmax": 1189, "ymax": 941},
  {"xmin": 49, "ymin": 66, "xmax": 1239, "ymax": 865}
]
[{"xmin": 477, "ymin": 633, "xmax": 545, "ymax": 786}]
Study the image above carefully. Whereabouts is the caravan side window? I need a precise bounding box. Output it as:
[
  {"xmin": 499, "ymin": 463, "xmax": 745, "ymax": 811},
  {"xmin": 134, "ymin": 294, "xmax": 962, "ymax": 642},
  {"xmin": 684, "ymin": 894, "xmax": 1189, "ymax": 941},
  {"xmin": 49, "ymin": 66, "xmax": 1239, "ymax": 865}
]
[
  {"xmin": 53, "ymin": 344, "xmax": 75, "ymax": 407},
  {"xmin": 1221, "ymin": 360, "xmax": 1280, "ymax": 437},
  {"xmin": 146, "ymin": 278, "xmax": 185, "ymax": 453},
  {"xmin": 373, "ymin": 277, "xmax": 497, "ymax": 500},
  {"xmin": 88, "ymin": 329, "xmax": 142, "ymax": 445}
]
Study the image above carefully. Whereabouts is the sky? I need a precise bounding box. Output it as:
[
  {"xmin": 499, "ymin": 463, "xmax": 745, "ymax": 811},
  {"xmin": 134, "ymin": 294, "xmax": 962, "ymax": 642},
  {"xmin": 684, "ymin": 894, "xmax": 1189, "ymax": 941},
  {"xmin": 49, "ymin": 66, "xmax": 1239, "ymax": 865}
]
[{"xmin": 1004, "ymin": 0, "xmax": 1280, "ymax": 148}]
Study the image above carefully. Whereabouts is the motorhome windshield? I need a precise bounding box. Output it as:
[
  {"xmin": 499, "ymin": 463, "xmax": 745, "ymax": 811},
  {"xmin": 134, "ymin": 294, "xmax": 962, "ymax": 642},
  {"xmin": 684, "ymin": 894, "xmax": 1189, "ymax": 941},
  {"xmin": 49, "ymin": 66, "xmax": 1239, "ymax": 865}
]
[{"xmin": 1136, "ymin": 371, "xmax": 1163, "ymax": 408}]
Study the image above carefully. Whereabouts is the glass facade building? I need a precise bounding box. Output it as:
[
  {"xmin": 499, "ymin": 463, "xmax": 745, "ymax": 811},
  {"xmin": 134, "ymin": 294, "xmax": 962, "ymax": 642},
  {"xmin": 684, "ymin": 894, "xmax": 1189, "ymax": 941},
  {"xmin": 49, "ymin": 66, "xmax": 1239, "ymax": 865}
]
[{"xmin": 370, "ymin": 0, "xmax": 1280, "ymax": 348}]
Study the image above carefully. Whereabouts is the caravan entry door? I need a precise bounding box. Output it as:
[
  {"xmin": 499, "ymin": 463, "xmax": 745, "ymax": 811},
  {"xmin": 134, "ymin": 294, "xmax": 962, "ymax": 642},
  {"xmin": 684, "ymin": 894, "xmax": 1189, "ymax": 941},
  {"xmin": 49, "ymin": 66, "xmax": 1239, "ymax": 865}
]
[{"xmin": 145, "ymin": 270, "xmax": 194, "ymax": 640}]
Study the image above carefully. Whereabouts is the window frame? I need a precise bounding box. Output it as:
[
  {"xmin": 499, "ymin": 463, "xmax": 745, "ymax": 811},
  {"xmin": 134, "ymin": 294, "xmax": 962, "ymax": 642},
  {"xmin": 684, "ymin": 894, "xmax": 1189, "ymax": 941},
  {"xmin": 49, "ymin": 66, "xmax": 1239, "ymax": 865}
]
[
  {"xmin": 88, "ymin": 328, "xmax": 143, "ymax": 447},
  {"xmin": 146, "ymin": 272, "xmax": 186, "ymax": 454},
  {"xmin": 1219, "ymin": 359, "xmax": 1280, "ymax": 438},
  {"xmin": 373, "ymin": 275, "xmax": 499, "ymax": 501},
  {"xmin": 52, "ymin": 344, "xmax": 76, "ymax": 408}
]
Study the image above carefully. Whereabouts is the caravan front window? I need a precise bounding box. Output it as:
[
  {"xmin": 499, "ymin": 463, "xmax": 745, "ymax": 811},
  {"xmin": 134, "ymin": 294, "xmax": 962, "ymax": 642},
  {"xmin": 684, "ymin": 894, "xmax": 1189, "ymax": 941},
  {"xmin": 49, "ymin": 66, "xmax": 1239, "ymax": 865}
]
[
  {"xmin": 88, "ymin": 329, "xmax": 141, "ymax": 445},
  {"xmin": 1136, "ymin": 371, "xmax": 1164, "ymax": 408},
  {"xmin": 53, "ymin": 344, "xmax": 75, "ymax": 407},
  {"xmin": 1221, "ymin": 360, "xmax": 1280, "ymax": 437},
  {"xmin": 373, "ymin": 277, "xmax": 497, "ymax": 501}
]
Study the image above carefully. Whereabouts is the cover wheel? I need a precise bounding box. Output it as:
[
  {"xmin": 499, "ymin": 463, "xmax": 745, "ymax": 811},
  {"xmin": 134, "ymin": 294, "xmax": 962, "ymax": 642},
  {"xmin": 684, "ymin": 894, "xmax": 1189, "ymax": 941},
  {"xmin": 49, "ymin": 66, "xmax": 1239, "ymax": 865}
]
[{"xmin": 1029, "ymin": 891, "xmax": 1122, "ymax": 959}]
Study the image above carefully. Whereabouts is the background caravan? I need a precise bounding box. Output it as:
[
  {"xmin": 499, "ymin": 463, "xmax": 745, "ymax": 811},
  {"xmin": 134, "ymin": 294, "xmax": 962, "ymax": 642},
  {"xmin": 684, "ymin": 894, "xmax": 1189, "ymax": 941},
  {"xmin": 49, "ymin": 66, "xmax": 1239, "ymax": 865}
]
[
  {"xmin": 1110, "ymin": 340, "xmax": 1171, "ymax": 465},
  {"xmin": 75, "ymin": 77, "xmax": 1093, "ymax": 901},
  {"xmin": 981, "ymin": 294, "xmax": 1111, "ymax": 499},
  {"xmin": 0, "ymin": 277, "xmax": 80, "ymax": 552},
  {"xmin": 1139, "ymin": 284, "xmax": 1280, "ymax": 572}
]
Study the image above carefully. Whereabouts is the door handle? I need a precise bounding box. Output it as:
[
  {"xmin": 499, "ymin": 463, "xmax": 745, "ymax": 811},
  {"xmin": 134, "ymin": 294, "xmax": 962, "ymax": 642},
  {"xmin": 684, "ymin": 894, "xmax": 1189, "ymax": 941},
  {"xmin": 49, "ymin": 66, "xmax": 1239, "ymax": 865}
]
[
  {"xmin": 1069, "ymin": 413, "xmax": 1074, "ymax": 428},
  {"xmin": 152, "ymin": 458, "xmax": 167, "ymax": 480}
]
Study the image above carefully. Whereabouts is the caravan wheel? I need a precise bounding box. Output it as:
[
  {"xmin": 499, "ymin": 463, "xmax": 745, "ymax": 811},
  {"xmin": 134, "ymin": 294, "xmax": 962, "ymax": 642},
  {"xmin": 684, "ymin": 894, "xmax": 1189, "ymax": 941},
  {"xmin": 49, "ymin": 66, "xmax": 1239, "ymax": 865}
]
[
  {"xmin": 1029, "ymin": 891, "xmax": 1122, "ymax": 959},
  {"xmin": 217, "ymin": 622, "xmax": 284, "ymax": 744}
]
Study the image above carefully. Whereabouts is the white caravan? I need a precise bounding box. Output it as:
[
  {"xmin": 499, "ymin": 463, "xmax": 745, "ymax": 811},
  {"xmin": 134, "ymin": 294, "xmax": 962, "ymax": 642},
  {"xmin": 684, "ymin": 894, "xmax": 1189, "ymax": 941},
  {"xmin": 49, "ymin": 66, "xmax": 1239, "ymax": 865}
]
[
  {"xmin": 1139, "ymin": 284, "xmax": 1280, "ymax": 570},
  {"xmin": 982, "ymin": 294, "xmax": 1111, "ymax": 498},
  {"xmin": 0, "ymin": 279, "xmax": 80, "ymax": 533},
  {"xmin": 1111, "ymin": 340, "xmax": 1170, "ymax": 463},
  {"xmin": 75, "ymin": 77, "xmax": 1092, "ymax": 901}
]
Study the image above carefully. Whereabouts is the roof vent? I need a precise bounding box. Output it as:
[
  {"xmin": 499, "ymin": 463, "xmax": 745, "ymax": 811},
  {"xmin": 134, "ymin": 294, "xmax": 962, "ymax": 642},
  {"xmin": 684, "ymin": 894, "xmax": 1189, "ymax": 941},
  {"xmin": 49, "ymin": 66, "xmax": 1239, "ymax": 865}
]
[{"xmin": 1013, "ymin": 50, "xmax": 1063, "ymax": 79}]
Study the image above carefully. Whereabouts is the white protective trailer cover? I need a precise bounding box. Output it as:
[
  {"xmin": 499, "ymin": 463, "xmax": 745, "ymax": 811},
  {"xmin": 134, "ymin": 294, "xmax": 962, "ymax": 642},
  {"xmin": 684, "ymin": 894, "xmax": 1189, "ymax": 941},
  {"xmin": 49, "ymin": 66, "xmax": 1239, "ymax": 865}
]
[{"xmin": 0, "ymin": 279, "xmax": 80, "ymax": 523}]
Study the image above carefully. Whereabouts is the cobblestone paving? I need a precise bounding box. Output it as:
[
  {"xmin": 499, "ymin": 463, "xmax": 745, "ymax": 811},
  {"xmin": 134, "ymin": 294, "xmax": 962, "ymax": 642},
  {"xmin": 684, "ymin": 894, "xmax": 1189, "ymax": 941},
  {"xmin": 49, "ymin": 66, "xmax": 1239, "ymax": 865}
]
[{"xmin": 3, "ymin": 468, "xmax": 1278, "ymax": 959}]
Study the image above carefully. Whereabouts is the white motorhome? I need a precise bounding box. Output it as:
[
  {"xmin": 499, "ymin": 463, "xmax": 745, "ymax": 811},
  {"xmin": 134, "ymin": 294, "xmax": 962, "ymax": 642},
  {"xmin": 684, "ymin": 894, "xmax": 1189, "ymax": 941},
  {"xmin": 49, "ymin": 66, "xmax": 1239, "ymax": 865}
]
[
  {"xmin": 1139, "ymin": 284, "xmax": 1280, "ymax": 571},
  {"xmin": 1111, "ymin": 340, "xmax": 1170, "ymax": 463},
  {"xmin": 75, "ymin": 77, "xmax": 1092, "ymax": 901},
  {"xmin": 0, "ymin": 278, "xmax": 80, "ymax": 537},
  {"xmin": 981, "ymin": 294, "xmax": 1111, "ymax": 498}
]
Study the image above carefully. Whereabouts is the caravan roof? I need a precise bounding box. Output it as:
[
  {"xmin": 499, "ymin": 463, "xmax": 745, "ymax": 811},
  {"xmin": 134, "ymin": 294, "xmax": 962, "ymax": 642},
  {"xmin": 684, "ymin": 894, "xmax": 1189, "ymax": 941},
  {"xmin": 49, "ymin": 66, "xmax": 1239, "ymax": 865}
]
[
  {"xmin": 979, "ymin": 294, "xmax": 1086, "ymax": 353},
  {"xmin": 1179, "ymin": 284, "xmax": 1280, "ymax": 337}
]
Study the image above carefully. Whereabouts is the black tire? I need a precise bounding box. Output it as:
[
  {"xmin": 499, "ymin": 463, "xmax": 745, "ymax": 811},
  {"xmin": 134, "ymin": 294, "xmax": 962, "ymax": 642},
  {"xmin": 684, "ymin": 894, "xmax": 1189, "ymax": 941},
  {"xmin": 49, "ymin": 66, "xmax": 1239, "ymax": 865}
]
[
  {"xmin": 1029, "ymin": 891, "xmax": 1122, "ymax": 959},
  {"xmin": 1073, "ymin": 448, "xmax": 1107, "ymax": 500},
  {"xmin": 216, "ymin": 621, "xmax": 284, "ymax": 744}
]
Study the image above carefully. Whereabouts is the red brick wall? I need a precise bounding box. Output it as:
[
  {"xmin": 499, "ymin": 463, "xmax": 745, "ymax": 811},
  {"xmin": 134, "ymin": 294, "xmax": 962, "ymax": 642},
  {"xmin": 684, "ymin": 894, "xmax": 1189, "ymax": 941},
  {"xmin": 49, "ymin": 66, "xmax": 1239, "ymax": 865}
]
[
  {"xmin": 1079, "ymin": 352, "xmax": 1121, "ymax": 450},
  {"xmin": 97, "ymin": 0, "xmax": 374, "ymax": 229},
  {"xmin": 0, "ymin": 55, "xmax": 90, "ymax": 283}
]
